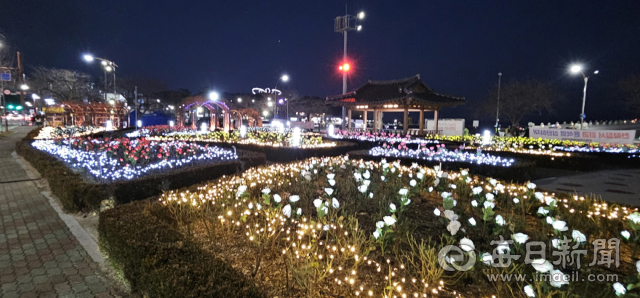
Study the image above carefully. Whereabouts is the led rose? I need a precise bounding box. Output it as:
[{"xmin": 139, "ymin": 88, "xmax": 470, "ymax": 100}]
[
  {"xmin": 551, "ymin": 239, "xmax": 559, "ymax": 248},
  {"xmin": 262, "ymin": 188, "xmax": 271, "ymax": 194},
  {"xmin": 552, "ymin": 220, "xmax": 568, "ymax": 232},
  {"xmin": 417, "ymin": 172, "xmax": 424, "ymax": 179},
  {"xmin": 628, "ymin": 212, "xmax": 640, "ymax": 224},
  {"xmin": 444, "ymin": 210, "xmax": 458, "ymax": 221},
  {"xmin": 544, "ymin": 197, "xmax": 556, "ymax": 206},
  {"xmin": 496, "ymin": 241, "xmax": 510, "ymax": 254},
  {"xmin": 527, "ymin": 182, "xmax": 536, "ymax": 189},
  {"xmin": 428, "ymin": 187, "xmax": 434, "ymax": 192},
  {"xmin": 483, "ymin": 201, "xmax": 495, "ymax": 209},
  {"xmin": 373, "ymin": 230, "xmax": 380, "ymax": 239},
  {"xmin": 323, "ymin": 224, "xmax": 330, "ymax": 231},
  {"xmin": 447, "ymin": 220, "xmax": 461, "ymax": 235},
  {"xmin": 512, "ymin": 233, "xmax": 529, "ymax": 244},
  {"xmin": 354, "ymin": 172, "xmax": 362, "ymax": 181},
  {"xmin": 296, "ymin": 208, "xmax": 302, "ymax": 216},
  {"xmin": 248, "ymin": 202, "xmax": 254, "ymax": 209},
  {"xmin": 465, "ymin": 177, "xmax": 472, "ymax": 183},
  {"xmin": 531, "ymin": 259, "xmax": 553, "ymax": 273},
  {"xmin": 489, "ymin": 179, "xmax": 497, "ymax": 186},
  {"xmin": 328, "ymin": 179, "xmax": 336, "ymax": 186},
  {"xmin": 513, "ymin": 198, "xmax": 520, "ymax": 204},
  {"xmin": 460, "ymin": 169, "xmax": 468, "ymax": 176},
  {"xmin": 282, "ymin": 204, "xmax": 292, "ymax": 218},
  {"xmin": 434, "ymin": 208, "xmax": 441, "ymax": 217},
  {"xmin": 236, "ymin": 185, "xmax": 247, "ymax": 196},
  {"xmin": 549, "ymin": 269, "xmax": 568, "ymax": 288},
  {"xmin": 523, "ymin": 285, "xmax": 535, "ymax": 298},
  {"xmin": 471, "ymin": 200, "xmax": 478, "ymax": 207},
  {"xmin": 621, "ymin": 230, "xmax": 631, "ymax": 240},
  {"xmin": 572, "ymin": 230, "xmax": 587, "ymax": 243},
  {"xmin": 289, "ymin": 195, "xmax": 300, "ymax": 203},
  {"xmin": 369, "ymin": 192, "xmax": 374, "ymax": 199},
  {"xmin": 390, "ymin": 203, "xmax": 397, "ymax": 212},
  {"xmin": 434, "ymin": 178, "xmax": 440, "ymax": 186},
  {"xmin": 472, "ymin": 186, "xmax": 483, "ymax": 195},
  {"xmin": 481, "ymin": 252, "xmax": 493, "ymax": 266},
  {"xmin": 325, "ymin": 188, "xmax": 334, "ymax": 196},
  {"xmin": 380, "ymin": 175, "xmax": 386, "ymax": 181},
  {"xmin": 486, "ymin": 193, "xmax": 495, "ymax": 201},
  {"xmin": 449, "ymin": 184, "xmax": 457, "ymax": 189},
  {"xmin": 363, "ymin": 170, "xmax": 371, "ymax": 179},
  {"xmin": 460, "ymin": 237, "xmax": 475, "ymax": 252},
  {"xmin": 399, "ymin": 188, "xmax": 409, "ymax": 196},
  {"xmin": 358, "ymin": 185, "xmax": 368, "ymax": 193},
  {"xmin": 613, "ymin": 282, "xmax": 626, "ymax": 296},
  {"xmin": 331, "ymin": 198, "xmax": 340, "ymax": 209},
  {"xmin": 383, "ymin": 216, "xmax": 397, "ymax": 226},
  {"xmin": 495, "ymin": 215, "xmax": 506, "ymax": 226},
  {"xmin": 495, "ymin": 184, "xmax": 505, "ymax": 192},
  {"xmin": 546, "ymin": 216, "xmax": 554, "ymax": 224},
  {"xmin": 273, "ymin": 194, "xmax": 282, "ymax": 203},
  {"xmin": 441, "ymin": 192, "xmax": 452, "ymax": 199},
  {"xmin": 327, "ymin": 173, "xmax": 335, "ymax": 180},
  {"xmin": 363, "ymin": 180, "xmax": 371, "ymax": 186},
  {"xmin": 636, "ymin": 260, "xmax": 640, "ymax": 274},
  {"xmin": 537, "ymin": 207, "xmax": 549, "ymax": 215},
  {"xmin": 410, "ymin": 179, "xmax": 417, "ymax": 187},
  {"xmin": 376, "ymin": 221, "xmax": 385, "ymax": 229},
  {"xmin": 313, "ymin": 199, "xmax": 323, "ymax": 208},
  {"xmin": 534, "ymin": 192, "xmax": 544, "ymax": 202}
]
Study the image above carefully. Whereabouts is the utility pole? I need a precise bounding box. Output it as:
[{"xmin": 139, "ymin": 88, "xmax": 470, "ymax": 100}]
[
  {"xmin": 335, "ymin": 7, "xmax": 364, "ymax": 130},
  {"xmin": 495, "ymin": 72, "xmax": 502, "ymax": 133},
  {"xmin": 17, "ymin": 52, "xmax": 25, "ymax": 124}
]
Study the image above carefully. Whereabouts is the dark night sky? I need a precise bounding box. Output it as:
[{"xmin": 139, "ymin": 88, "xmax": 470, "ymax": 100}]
[{"xmin": 2, "ymin": 0, "xmax": 640, "ymax": 125}]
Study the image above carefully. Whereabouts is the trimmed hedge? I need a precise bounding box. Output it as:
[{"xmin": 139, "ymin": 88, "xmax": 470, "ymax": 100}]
[
  {"xmin": 348, "ymin": 150, "xmax": 536, "ymax": 182},
  {"xmin": 99, "ymin": 200, "xmax": 265, "ymax": 298},
  {"xmin": 206, "ymin": 140, "xmax": 358, "ymax": 162},
  {"xmin": 16, "ymin": 129, "xmax": 266, "ymax": 211}
]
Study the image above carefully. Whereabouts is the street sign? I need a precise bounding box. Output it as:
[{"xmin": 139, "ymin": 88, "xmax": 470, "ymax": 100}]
[
  {"xmin": 3, "ymin": 89, "xmax": 10, "ymax": 95},
  {"xmin": 1, "ymin": 73, "xmax": 10, "ymax": 82},
  {"xmin": 472, "ymin": 120, "xmax": 479, "ymax": 128}
]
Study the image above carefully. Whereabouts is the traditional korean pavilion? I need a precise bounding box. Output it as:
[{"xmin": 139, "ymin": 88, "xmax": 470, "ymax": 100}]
[{"xmin": 326, "ymin": 74, "xmax": 465, "ymax": 134}]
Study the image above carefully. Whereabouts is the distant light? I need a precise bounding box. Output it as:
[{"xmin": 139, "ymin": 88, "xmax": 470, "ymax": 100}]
[
  {"xmin": 237, "ymin": 97, "xmax": 242, "ymax": 102},
  {"xmin": 278, "ymin": 99, "xmax": 284, "ymax": 104},
  {"xmin": 209, "ymin": 91, "xmax": 219, "ymax": 101},
  {"xmin": 569, "ymin": 64, "xmax": 583, "ymax": 74},
  {"xmin": 157, "ymin": 99, "xmax": 161, "ymax": 103},
  {"xmin": 25, "ymin": 102, "xmax": 33, "ymax": 107},
  {"xmin": 267, "ymin": 102, "xmax": 273, "ymax": 107},
  {"xmin": 200, "ymin": 122, "xmax": 208, "ymax": 132},
  {"xmin": 358, "ymin": 11, "xmax": 365, "ymax": 19},
  {"xmin": 137, "ymin": 120, "xmax": 142, "ymax": 127},
  {"xmin": 268, "ymin": 97, "xmax": 272, "ymax": 101},
  {"xmin": 44, "ymin": 98, "xmax": 55, "ymax": 105},
  {"xmin": 83, "ymin": 54, "xmax": 94, "ymax": 62},
  {"xmin": 339, "ymin": 63, "xmax": 350, "ymax": 72},
  {"xmin": 104, "ymin": 65, "xmax": 113, "ymax": 72},
  {"xmin": 357, "ymin": 25, "xmax": 362, "ymax": 31},
  {"xmin": 328, "ymin": 124, "xmax": 335, "ymax": 137},
  {"xmin": 7, "ymin": 104, "xmax": 13, "ymax": 109},
  {"xmin": 169, "ymin": 120, "xmax": 174, "ymax": 127},
  {"xmin": 106, "ymin": 120, "xmax": 113, "ymax": 130},
  {"xmin": 594, "ymin": 70, "xmax": 599, "ymax": 74},
  {"xmin": 32, "ymin": 94, "xmax": 40, "ymax": 100},
  {"xmin": 197, "ymin": 107, "xmax": 204, "ymax": 113},
  {"xmin": 263, "ymin": 110, "xmax": 268, "ymax": 116},
  {"xmin": 101, "ymin": 60, "xmax": 108, "ymax": 66},
  {"xmin": 291, "ymin": 127, "xmax": 301, "ymax": 147},
  {"xmin": 281, "ymin": 74, "xmax": 289, "ymax": 82},
  {"xmin": 240, "ymin": 125, "xmax": 247, "ymax": 138},
  {"xmin": 20, "ymin": 84, "xmax": 29, "ymax": 90},
  {"xmin": 482, "ymin": 130, "xmax": 491, "ymax": 146},
  {"xmin": 109, "ymin": 100, "xmax": 115, "ymax": 105}
]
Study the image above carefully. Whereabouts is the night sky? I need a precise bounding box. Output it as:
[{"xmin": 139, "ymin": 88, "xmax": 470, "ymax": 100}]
[{"xmin": 2, "ymin": 0, "xmax": 640, "ymax": 126}]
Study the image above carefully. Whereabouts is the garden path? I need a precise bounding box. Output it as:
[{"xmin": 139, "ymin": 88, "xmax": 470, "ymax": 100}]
[
  {"xmin": 0, "ymin": 126, "xmax": 123, "ymax": 298},
  {"xmin": 534, "ymin": 168, "xmax": 640, "ymax": 206}
]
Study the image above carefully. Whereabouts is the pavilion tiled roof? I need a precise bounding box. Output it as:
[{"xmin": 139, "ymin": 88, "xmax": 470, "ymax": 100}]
[{"xmin": 326, "ymin": 74, "xmax": 465, "ymax": 108}]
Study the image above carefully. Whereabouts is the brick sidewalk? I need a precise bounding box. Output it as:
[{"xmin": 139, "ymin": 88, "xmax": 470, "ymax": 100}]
[{"xmin": 0, "ymin": 127, "xmax": 122, "ymax": 298}]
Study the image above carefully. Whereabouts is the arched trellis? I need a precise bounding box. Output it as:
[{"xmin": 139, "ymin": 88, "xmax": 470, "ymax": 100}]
[
  {"xmin": 229, "ymin": 108, "xmax": 263, "ymax": 128},
  {"xmin": 179, "ymin": 96, "xmax": 230, "ymax": 133},
  {"xmin": 53, "ymin": 102, "xmax": 128, "ymax": 128}
]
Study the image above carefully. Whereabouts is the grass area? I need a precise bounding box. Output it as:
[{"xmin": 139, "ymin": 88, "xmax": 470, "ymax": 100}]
[{"xmin": 149, "ymin": 155, "xmax": 640, "ymax": 297}]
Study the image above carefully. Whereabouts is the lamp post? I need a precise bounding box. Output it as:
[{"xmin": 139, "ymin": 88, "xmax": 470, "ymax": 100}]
[
  {"xmin": 569, "ymin": 64, "xmax": 599, "ymax": 129},
  {"xmin": 274, "ymin": 74, "xmax": 288, "ymax": 120},
  {"xmin": 335, "ymin": 8, "xmax": 365, "ymax": 130},
  {"xmin": 83, "ymin": 54, "xmax": 118, "ymax": 102},
  {"xmin": 495, "ymin": 72, "xmax": 502, "ymax": 133}
]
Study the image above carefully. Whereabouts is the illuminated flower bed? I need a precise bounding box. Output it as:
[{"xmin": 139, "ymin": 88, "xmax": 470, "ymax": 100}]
[
  {"xmin": 132, "ymin": 125, "xmax": 336, "ymax": 148},
  {"xmin": 156, "ymin": 156, "xmax": 640, "ymax": 297},
  {"xmin": 333, "ymin": 130, "xmax": 440, "ymax": 145},
  {"xmin": 369, "ymin": 143, "xmax": 514, "ymax": 167},
  {"xmin": 35, "ymin": 126, "xmax": 107, "ymax": 140},
  {"xmin": 31, "ymin": 137, "xmax": 237, "ymax": 181}
]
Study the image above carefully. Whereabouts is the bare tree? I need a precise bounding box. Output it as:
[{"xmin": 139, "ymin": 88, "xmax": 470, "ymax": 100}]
[
  {"xmin": 477, "ymin": 79, "xmax": 560, "ymax": 129},
  {"xmin": 620, "ymin": 75, "xmax": 640, "ymax": 115},
  {"xmin": 30, "ymin": 66, "xmax": 102, "ymax": 102}
]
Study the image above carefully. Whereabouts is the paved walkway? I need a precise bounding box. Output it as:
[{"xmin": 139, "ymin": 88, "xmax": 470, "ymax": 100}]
[
  {"xmin": 0, "ymin": 126, "xmax": 121, "ymax": 298},
  {"xmin": 534, "ymin": 169, "xmax": 640, "ymax": 206}
]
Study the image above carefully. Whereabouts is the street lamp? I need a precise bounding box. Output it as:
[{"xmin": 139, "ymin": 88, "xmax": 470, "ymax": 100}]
[
  {"xmin": 208, "ymin": 91, "xmax": 219, "ymax": 101},
  {"xmin": 495, "ymin": 72, "xmax": 502, "ymax": 132},
  {"xmin": 82, "ymin": 53, "xmax": 118, "ymax": 103},
  {"xmin": 569, "ymin": 64, "xmax": 599, "ymax": 129},
  {"xmin": 20, "ymin": 84, "xmax": 29, "ymax": 90},
  {"xmin": 335, "ymin": 8, "xmax": 365, "ymax": 129}
]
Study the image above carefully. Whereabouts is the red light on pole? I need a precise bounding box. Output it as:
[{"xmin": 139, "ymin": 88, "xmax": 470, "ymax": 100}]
[{"xmin": 339, "ymin": 63, "xmax": 351, "ymax": 72}]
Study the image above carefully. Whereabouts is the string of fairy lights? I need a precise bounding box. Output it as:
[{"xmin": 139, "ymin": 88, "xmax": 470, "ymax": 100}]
[
  {"xmin": 31, "ymin": 139, "xmax": 238, "ymax": 181},
  {"xmin": 369, "ymin": 146, "xmax": 515, "ymax": 167}
]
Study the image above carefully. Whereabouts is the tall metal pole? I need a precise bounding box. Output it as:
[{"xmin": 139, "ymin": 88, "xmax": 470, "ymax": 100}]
[
  {"xmin": 17, "ymin": 52, "xmax": 25, "ymax": 124},
  {"xmin": 580, "ymin": 75, "xmax": 588, "ymax": 129},
  {"xmin": 495, "ymin": 72, "xmax": 502, "ymax": 132},
  {"xmin": 134, "ymin": 86, "xmax": 138, "ymax": 128},
  {"xmin": 341, "ymin": 31, "xmax": 348, "ymax": 130},
  {"xmin": 1, "ymin": 79, "xmax": 6, "ymax": 132},
  {"xmin": 104, "ymin": 70, "xmax": 108, "ymax": 101}
]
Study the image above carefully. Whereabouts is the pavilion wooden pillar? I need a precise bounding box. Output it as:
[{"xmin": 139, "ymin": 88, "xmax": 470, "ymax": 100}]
[
  {"xmin": 362, "ymin": 110, "xmax": 367, "ymax": 131},
  {"xmin": 419, "ymin": 109, "xmax": 424, "ymax": 135},
  {"xmin": 378, "ymin": 111, "xmax": 383, "ymax": 130},
  {"xmin": 403, "ymin": 105, "xmax": 409, "ymax": 135},
  {"xmin": 434, "ymin": 109, "xmax": 439, "ymax": 134},
  {"xmin": 373, "ymin": 108, "xmax": 378, "ymax": 132},
  {"xmin": 347, "ymin": 109, "xmax": 352, "ymax": 130},
  {"xmin": 191, "ymin": 110, "xmax": 197, "ymax": 129},
  {"xmin": 223, "ymin": 111, "xmax": 230, "ymax": 133}
]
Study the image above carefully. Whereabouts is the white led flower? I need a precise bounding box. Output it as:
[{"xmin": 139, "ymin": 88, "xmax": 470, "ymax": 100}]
[
  {"xmin": 383, "ymin": 216, "xmax": 397, "ymax": 226},
  {"xmin": 256, "ymin": 203, "xmax": 262, "ymax": 210},
  {"xmin": 460, "ymin": 237, "xmax": 475, "ymax": 252},
  {"xmin": 449, "ymin": 184, "xmax": 457, "ymax": 189},
  {"xmin": 628, "ymin": 212, "xmax": 640, "ymax": 224},
  {"xmin": 495, "ymin": 184, "xmax": 505, "ymax": 192},
  {"xmin": 444, "ymin": 210, "xmax": 458, "ymax": 221},
  {"xmin": 373, "ymin": 230, "xmax": 380, "ymax": 239},
  {"xmin": 380, "ymin": 175, "xmax": 386, "ymax": 181},
  {"xmin": 313, "ymin": 198, "xmax": 322, "ymax": 208},
  {"xmin": 447, "ymin": 220, "xmax": 461, "ymax": 235},
  {"xmin": 551, "ymin": 220, "xmax": 568, "ymax": 232},
  {"xmin": 636, "ymin": 260, "xmax": 640, "ymax": 274},
  {"xmin": 537, "ymin": 207, "xmax": 549, "ymax": 215},
  {"xmin": 613, "ymin": 282, "xmax": 626, "ymax": 296},
  {"xmin": 434, "ymin": 178, "xmax": 440, "ymax": 186},
  {"xmin": 441, "ymin": 192, "xmax": 452, "ymax": 199},
  {"xmin": 495, "ymin": 215, "xmax": 506, "ymax": 226},
  {"xmin": 468, "ymin": 217, "xmax": 477, "ymax": 226},
  {"xmin": 434, "ymin": 208, "xmax": 441, "ymax": 217},
  {"xmin": 572, "ymin": 230, "xmax": 587, "ymax": 243},
  {"xmin": 489, "ymin": 179, "xmax": 497, "ymax": 186},
  {"xmin": 549, "ymin": 269, "xmax": 568, "ymax": 288},
  {"xmin": 262, "ymin": 188, "xmax": 271, "ymax": 194},
  {"xmin": 289, "ymin": 195, "xmax": 300, "ymax": 203},
  {"xmin": 358, "ymin": 185, "xmax": 368, "ymax": 193},
  {"xmin": 471, "ymin": 200, "xmax": 478, "ymax": 207},
  {"xmin": 546, "ymin": 216, "xmax": 554, "ymax": 224},
  {"xmin": 472, "ymin": 186, "xmax": 483, "ymax": 195},
  {"xmin": 410, "ymin": 179, "xmax": 417, "ymax": 187},
  {"xmin": 390, "ymin": 203, "xmax": 397, "ymax": 212},
  {"xmin": 551, "ymin": 238, "xmax": 559, "ymax": 248},
  {"xmin": 483, "ymin": 201, "xmax": 495, "ymax": 209},
  {"xmin": 369, "ymin": 192, "xmax": 373, "ymax": 199},
  {"xmin": 323, "ymin": 224, "xmax": 330, "ymax": 231},
  {"xmin": 531, "ymin": 259, "xmax": 553, "ymax": 273},
  {"xmin": 486, "ymin": 193, "xmax": 495, "ymax": 201},
  {"xmin": 282, "ymin": 204, "xmax": 291, "ymax": 218},
  {"xmin": 513, "ymin": 198, "xmax": 520, "ymax": 204},
  {"xmin": 327, "ymin": 173, "xmax": 335, "ymax": 180},
  {"xmin": 465, "ymin": 177, "xmax": 472, "ymax": 183},
  {"xmin": 325, "ymin": 188, "xmax": 334, "ymax": 196},
  {"xmin": 481, "ymin": 252, "xmax": 492, "ymax": 266},
  {"xmin": 527, "ymin": 182, "xmax": 536, "ymax": 189},
  {"xmin": 544, "ymin": 197, "xmax": 556, "ymax": 206},
  {"xmin": 417, "ymin": 172, "xmax": 424, "ymax": 179},
  {"xmin": 363, "ymin": 180, "xmax": 371, "ymax": 186},
  {"xmin": 399, "ymin": 188, "xmax": 409, "ymax": 196},
  {"xmin": 534, "ymin": 192, "xmax": 544, "ymax": 202},
  {"xmin": 354, "ymin": 172, "xmax": 362, "ymax": 181},
  {"xmin": 512, "ymin": 233, "xmax": 529, "ymax": 244},
  {"xmin": 376, "ymin": 221, "xmax": 385, "ymax": 229},
  {"xmin": 460, "ymin": 169, "xmax": 468, "ymax": 176},
  {"xmin": 273, "ymin": 194, "xmax": 282, "ymax": 203},
  {"xmin": 428, "ymin": 187, "xmax": 434, "ymax": 192},
  {"xmin": 331, "ymin": 198, "xmax": 340, "ymax": 209},
  {"xmin": 328, "ymin": 179, "xmax": 336, "ymax": 186},
  {"xmin": 248, "ymin": 202, "xmax": 253, "ymax": 209},
  {"xmin": 363, "ymin": 170, "xmax": 371, "ymax": 179},
  {"xmin": 236, "ymin": 185, "xmax": 247, "ymax": 196},
  {"xmin": 621, "ymin": 230, "xmax": 631, "ymax": 240},
  {"xmin": 296, "ymin": 208, "xmax": 302, "ymax": 216},
  {"xmin": 523, "ymin": 285, "xmax": 535, "ymax": 297}
]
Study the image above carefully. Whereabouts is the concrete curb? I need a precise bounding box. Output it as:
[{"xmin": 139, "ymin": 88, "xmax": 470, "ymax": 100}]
[{"xmin": 11, "ymin": 151, "xmax": 105, "ymax": 266}]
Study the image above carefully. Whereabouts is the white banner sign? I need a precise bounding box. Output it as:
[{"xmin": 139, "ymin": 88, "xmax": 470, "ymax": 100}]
[
  {"xmin": 289, "ymin": 121, "xmax": 314, "ymax": 129},
  {"xmin": 528, "ymin": 127, "xmax": 636, "ymax": 144},
  {"xmin": 426, "ymin": 119, "xmax": 465, "ymax": 136}
]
